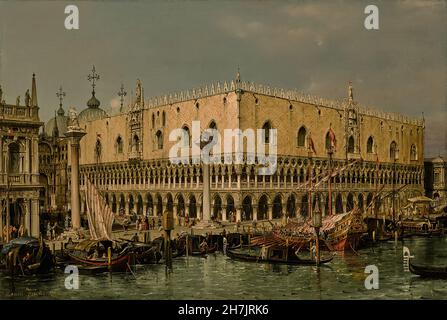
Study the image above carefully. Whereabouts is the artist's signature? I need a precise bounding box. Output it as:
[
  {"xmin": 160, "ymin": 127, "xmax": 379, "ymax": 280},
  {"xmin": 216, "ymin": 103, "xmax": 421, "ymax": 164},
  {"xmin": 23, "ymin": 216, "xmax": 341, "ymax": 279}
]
[{"xmin": 9, "ymin": 289, "xmax": 52, "ymax": 297}]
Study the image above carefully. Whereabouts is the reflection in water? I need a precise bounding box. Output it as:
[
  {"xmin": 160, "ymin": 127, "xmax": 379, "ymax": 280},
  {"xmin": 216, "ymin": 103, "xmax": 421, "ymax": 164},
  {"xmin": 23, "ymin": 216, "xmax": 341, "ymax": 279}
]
[{"xmin": 1, "ymin": 237, "xmax": 447, "ymax": 299}]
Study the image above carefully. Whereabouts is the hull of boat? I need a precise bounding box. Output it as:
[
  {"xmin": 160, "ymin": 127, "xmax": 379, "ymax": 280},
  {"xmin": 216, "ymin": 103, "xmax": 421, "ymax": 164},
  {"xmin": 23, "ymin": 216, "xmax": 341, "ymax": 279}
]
[
  {"xmin": 227, "ymin": 249, "xmax": 333, "ymax": 265},
  {"xmin": 409, "ymin": 261, "xmax": 447, "ymax": 278}
]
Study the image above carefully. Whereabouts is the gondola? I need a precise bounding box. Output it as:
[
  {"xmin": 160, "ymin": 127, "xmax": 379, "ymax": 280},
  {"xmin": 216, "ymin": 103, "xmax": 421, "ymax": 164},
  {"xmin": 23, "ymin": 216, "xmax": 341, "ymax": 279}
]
[
  {"xmin": 117, "ymin": 238, "xmax": 162, "ymax": 264},
  {"xmin": 62, "ymin": 239, "xmax": 133, "ymax": 272},
  {"xmin": 227, "ymin": 245, "xmax": 333, "ymax": 265},
  {"xmin": 409, "ymin": 259, "xmax": 447, "ymax": 278},
  {"xmin": 0, "ymin": 237, "xmax": 54, "ymax": 276}
]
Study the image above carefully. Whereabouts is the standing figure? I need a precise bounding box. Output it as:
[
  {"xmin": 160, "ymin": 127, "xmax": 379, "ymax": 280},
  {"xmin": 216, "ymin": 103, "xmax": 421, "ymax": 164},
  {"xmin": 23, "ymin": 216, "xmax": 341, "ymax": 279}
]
[{"xmin": 25, "ymin": 89, "xmax": 31, "ymax": 107}]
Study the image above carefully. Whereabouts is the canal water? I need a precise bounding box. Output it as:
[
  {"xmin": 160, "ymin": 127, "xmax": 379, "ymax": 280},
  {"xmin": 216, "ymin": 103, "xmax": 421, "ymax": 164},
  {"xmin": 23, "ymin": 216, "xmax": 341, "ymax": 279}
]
[{"xmin": 1, "ymin": 236, "xmax": 447, "ymax": 300}]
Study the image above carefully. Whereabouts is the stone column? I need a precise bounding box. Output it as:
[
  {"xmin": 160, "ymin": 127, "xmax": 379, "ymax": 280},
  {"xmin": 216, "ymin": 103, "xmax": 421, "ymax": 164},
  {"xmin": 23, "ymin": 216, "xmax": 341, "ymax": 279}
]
[
  {"xmin": 65, "ymin": 129, "xmax": 86, "ymax": 230},
  {"xmin": 31, "ymin": 198, "xmax": 39, "ymax": 237},
  {"xmin": 253, "ymin": 205, "xmax": 258, "ymax": 221},
  {"xmin": 222, "ymin": 205, "xmax": 227, "ymax": 222},
  {"xmin": 32, "ymin": 137, "xmax": 39, "ymax": 184},
  {"xmin": 236, "ymin": 206, "xmax": 241, "ymax": 222},
  {"xmin": 24, "ymin": 199, "xmax": 31, "ymax": 236},
  {"xmin": 173, "ymin": 202, "xmax": 178, "ymax": 225},
  {"xmin": 125, "ymin": 198, "xmax": 130, "ymax": 215},
  {"xmin": 0, "ymin": 138, "xmax": 3, "ymax": 185},
  {"xmin": 202, "ymin": 163, "xmax": 211, "ymax": 223},
  {"xmin": 268, "ymin": 204, "xmax": 273, "ymax": 220},
  {"xmin": 186, "ymin": 202, "xmax": 190, "ymax": 217}
]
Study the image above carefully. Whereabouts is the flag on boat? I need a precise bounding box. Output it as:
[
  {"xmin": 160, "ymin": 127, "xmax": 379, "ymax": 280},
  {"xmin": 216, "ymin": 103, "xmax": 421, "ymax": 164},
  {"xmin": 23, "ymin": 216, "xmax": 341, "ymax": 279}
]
[{"xmin": 84, "ymin": 175, "xmax": 114, "ymax": 240}]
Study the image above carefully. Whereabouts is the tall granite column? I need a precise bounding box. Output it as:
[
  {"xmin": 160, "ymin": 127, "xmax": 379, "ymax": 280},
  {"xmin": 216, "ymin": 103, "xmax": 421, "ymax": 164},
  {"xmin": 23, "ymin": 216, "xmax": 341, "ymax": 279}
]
[
  {"xmin": 65, "ymin": 129, "xmax": 86, "ymax": 230},
  {"xmin": 202, "ymin": 163, "xmax": 211, "ymax": 223}
]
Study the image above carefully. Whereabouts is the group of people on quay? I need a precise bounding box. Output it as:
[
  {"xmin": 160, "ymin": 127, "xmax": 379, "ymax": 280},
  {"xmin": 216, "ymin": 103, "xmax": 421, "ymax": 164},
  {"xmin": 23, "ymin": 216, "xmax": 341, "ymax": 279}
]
[{"xmin": 1, "ymin": 225, "xmax": 28, "ymax": 242}]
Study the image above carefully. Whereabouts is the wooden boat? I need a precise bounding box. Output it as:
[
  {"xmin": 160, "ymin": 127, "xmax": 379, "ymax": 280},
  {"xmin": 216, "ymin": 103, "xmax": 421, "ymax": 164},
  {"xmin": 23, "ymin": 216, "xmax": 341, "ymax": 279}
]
[
  {"xmin": 409, "ymin": 259, "xmax": 447, "ymax": 278},
  {"xmin": 173, "ymin": 234, "xmax": 218, "ymax": 257},
  {"xmin": 117, "ymin": 239, "xmax": 162, "ymax": 264},
  {"xmin": 274, "ymin": 207, "xmax": 367, "ymax": 252},
  {"xmin": 63, "ymin": 239, "xmax": 133, "ymax": 272},
  {"xmin": 0, "ymin": 237, "xmax": 54, "ymax": 276},
  {"xmin": 227, "ymin": 245, "xmax": 333, "ymax": 265},
  {"xmin": 399, "ymin": 217, "xmax": 443, "ymax": 237}
]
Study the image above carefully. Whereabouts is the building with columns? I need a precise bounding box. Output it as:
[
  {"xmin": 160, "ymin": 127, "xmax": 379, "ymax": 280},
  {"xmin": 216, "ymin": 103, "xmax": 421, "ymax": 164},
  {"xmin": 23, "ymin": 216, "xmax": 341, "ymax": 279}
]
[
  {"xmin": 424, "ymin": 156, "xmax": 447, "ymax": 200},
  {"xmin": 0, "ymin": 74, "xmax": 43, "ymax": 237},
  {"xmin": 71, "ymin": 73, "xmax": 425, "ymax": 225},
  {"xmin": 38, "ymin": 93, "xmax": 70, "ymax": 214}
]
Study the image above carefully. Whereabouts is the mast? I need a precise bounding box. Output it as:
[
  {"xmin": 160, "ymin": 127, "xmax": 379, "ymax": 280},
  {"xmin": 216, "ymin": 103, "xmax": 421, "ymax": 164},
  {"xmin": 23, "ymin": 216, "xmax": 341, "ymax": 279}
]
[
  {"xmin": 308, "ymin": 148, "xmax": 313, "ymax": 220},
  {"xmin": 328, "ymin": 147, "xmax": 333, "ymax": 216}
]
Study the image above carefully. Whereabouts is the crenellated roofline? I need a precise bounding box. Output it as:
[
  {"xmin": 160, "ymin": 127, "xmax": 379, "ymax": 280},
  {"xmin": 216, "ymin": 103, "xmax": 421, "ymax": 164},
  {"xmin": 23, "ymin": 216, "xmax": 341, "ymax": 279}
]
[{"xmin": 141, "ymin": 80, "xmax": 424, "ymax": 127}]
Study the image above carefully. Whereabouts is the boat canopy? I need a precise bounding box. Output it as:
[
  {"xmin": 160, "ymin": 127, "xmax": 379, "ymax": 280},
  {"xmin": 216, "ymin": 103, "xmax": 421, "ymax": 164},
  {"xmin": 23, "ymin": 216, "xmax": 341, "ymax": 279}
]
[
  {"xmin": 73, "ymin": 239, "xmax": 115, "ymax": 251},
  {"xmin": 0, "ymin": 237, "xmax": 40, "ymax": 257},
  {"xmin": 408, "ymin": 196, "xmax": 433, "ymax": 203}
]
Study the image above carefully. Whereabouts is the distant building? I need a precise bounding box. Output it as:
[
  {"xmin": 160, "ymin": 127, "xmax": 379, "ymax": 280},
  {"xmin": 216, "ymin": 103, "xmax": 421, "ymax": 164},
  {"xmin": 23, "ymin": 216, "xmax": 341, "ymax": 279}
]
[
  {"xmin": 0, "ymin": 74, "xmax": 43, "ymax": 237},
  {"xmin": 424, "ymin": 156, "xmax": 447, "ymax": 200},
  {"xmin": 38, "ymin": 103, "xmax": 69, "ymax": 213}
]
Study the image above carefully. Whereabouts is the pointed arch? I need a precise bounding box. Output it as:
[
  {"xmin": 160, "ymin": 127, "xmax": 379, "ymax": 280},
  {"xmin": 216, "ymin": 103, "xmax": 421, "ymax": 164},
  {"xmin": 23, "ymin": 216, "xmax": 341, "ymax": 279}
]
[
  {"xmin": 366, "ymin": 136, "xmax": 374, "ymax": 154},
  {"xmin": 297, "ymin": 126, "xmax": 306, "ymax": 147},
  {"xmin": 156, "ymin": 130, "xmax": 163, "ymax": 149},
  {"xmin": 262, "ymin": 121, "xmax": 272, "ymax": 143},
  {"xmin": 347, "ymin": 136, "xmax": 355, "ymax": 153},
  {"xmin": 390, "ymin": 141, "xmax": 398, "ymax": 160}
]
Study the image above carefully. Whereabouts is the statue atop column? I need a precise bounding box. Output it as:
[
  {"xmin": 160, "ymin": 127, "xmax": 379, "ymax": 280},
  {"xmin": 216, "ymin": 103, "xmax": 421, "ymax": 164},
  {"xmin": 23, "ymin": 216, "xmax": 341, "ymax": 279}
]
[
  {"xmin": 348, "ymin": 81, "xmax": 354, "ymax": 102},
  {"xmin": 25, "ymin": 89, "xmax": 31, "ymax": 107},
  {"xmin": 135, "ymin": 79, "xmax": 142, "ymax": 102},
  {"xmin": 0, "ymin": 85, "xmax": 3, "ymax": 102},
  {"xmin": 16, "ymin": 95, "xmax": 20, "ymax": 106},
  {"xmin": 67, "ymin": 107, "xmax": 81, "ymax": 131}
]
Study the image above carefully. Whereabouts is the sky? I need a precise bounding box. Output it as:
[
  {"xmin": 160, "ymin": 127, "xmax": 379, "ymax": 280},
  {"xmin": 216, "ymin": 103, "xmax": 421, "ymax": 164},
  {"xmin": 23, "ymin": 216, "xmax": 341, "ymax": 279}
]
[{"xmin": 0, "ymin": 0, "xmax": 445, "ymax": 157}]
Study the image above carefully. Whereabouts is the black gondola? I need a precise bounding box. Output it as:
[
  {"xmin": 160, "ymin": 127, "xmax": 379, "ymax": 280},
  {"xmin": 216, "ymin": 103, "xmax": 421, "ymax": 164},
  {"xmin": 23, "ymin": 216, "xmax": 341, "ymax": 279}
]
[
  {"xmin": 227, "ymin": 245, "xmax": 333, "ymax": 265},
  {"xmin": 0, "ymin": 237, "xmax": 54, "ymax": 275},
  {"xmin": 409, "ymin": 259, "xmax": 447, "ymax": 278}
]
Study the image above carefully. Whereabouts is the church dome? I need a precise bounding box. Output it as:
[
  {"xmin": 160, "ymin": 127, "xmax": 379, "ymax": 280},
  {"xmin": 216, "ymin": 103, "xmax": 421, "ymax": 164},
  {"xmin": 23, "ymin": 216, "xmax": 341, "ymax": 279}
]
[
  {"xmin": 78, "ymin": 91, "xmax": 108, "ymax": 123},
  {"xmin": 44, "ymin": 106, "xmax": 68, "ymax": 137}
]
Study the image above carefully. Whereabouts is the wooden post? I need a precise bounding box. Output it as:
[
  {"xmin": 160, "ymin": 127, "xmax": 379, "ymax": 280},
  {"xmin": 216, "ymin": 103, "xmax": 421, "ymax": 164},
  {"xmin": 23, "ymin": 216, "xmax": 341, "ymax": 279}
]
[
  {"xmin": 315, "ymin": 227, "xmax": 320, "ymax": 267},
  {"xmin": 108, "ymin": 247, "xmax": 112, "ymax": 266},
  {"xmin": 186, "ymin": 234, "xmax": 189, "ymax": 258}
]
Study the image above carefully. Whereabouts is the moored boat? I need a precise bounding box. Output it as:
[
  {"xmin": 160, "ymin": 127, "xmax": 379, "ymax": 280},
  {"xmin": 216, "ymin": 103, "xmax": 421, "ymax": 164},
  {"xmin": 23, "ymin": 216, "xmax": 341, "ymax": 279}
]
[
  {"xmin": 0, "ymin": 237, "xmax": 54, "ymax": 276},
  {"xmin": 63, "ymin": 239, "xmax": 133, "ymax": 272},
  {"xmin": 409, "ymin": 259, "xmax": 447, "ymax": 278},
  {"xmin": 227, "ymin": 244, "xmax": 333, "ymax": 265}
]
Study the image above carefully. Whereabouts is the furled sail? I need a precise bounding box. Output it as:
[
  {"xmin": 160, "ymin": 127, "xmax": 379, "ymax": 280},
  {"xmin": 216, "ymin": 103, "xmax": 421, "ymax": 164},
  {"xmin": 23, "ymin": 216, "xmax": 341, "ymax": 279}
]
[{"xmin": 84, "ymin": 176, "xmax": 114, "ymax": 240}]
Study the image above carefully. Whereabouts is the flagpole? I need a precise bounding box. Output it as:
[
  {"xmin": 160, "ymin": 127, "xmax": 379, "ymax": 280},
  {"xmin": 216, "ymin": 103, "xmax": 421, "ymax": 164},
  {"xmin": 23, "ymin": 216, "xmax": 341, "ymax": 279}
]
[{"xmin": 328, "ymin": 146, "xmax": 333, "ymax": 216}]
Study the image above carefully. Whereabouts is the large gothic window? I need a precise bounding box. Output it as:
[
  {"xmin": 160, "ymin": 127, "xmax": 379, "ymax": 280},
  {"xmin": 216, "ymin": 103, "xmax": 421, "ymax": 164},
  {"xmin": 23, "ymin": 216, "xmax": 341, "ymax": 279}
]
[
  {"xmin": 390, "ymin": 141, "xmax": 398, "ymax": 160},
  {"xmin": 156, "ymin": 130, "xmax": 163, "ymax": 149},
  {"xmin": 133, "ymin": 134, "xmax": 140, "ymax": 153},
  {"xmin": 410, "ymin": 144, "xmax": 417, "ymax": 161},
  {"xmin": 262, "ymin": 121, "xmax": 272, "ymax": 143},
  {"xmin": 366, "ymin": 136, "xmax": 374, "ymax": 154},
  {"xmin": 347, "ymin": 136, "xmax": 355, "ymax": 153},
  {"xmin": 182, "ymin": 125, "xmax": 191, "ymax": 147},
  {"xmin": 297, "ymin": 126, "xmax": 306, "ymax": 147},
  {"xmin": 116, "ymin": 136, "xmax": 123, "ymax": 154},
  {"xmin": 8, "ymin": 142, "xmax": 20, "ymax": 173}
]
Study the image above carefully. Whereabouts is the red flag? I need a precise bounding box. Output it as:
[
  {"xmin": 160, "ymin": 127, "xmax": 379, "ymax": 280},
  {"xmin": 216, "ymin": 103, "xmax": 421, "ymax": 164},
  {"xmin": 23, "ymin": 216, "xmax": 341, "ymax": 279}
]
[
  {"xmin": 307, "ymin": 135, "xmax": 316, "ymax": 154},
  {"xmin": 328, "ymin": 127, "xmax": 336, "ymax": 149}
]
